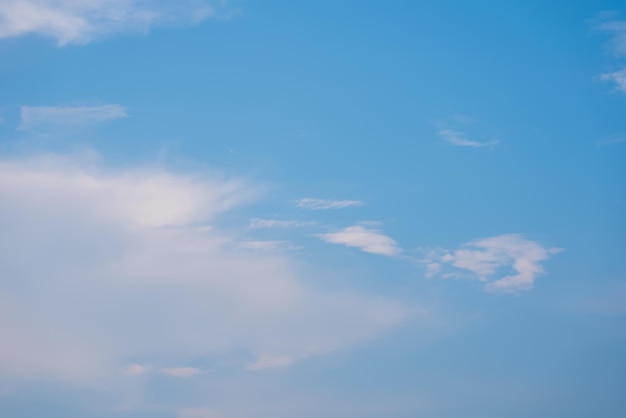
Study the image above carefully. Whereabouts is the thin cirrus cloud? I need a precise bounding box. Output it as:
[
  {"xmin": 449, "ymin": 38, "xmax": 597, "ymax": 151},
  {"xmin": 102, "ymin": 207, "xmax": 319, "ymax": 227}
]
[
  {"xmin": 437, "ymin": 128, "xmax": 499, "ymax": 149},
  {"xmin": 20, "ymin": 104, "xmax": 128, "ymax": 130},
  {"xmin": 600, "ymin": 67, "xmax": 626, "ymax": 93},
  {"xmin": 124, "ymin": 364, "xmax": 202, "ymax": 378},
  {"xmin": 246, "ymin": 354, "xmax": 296, "ymax": 370},
  {"xmin": 296, "ymin": 198, "xmax": 363, "ymax": 210},
  {"xmin": 319, "ymin": 225, "xmax": 402, "ymax": 257},
  {"xmin": 422, "ymin": 234, "xmax": 562, "ymax": 293},
  {"xmin": 159, "ymin": 367, "xmax": 201, "ymax": 378},
  {"xmin": 595, "ymin": 12, "xmax": 626, "ymax": 57},
  {"xmin": 248, "ymin": 218, "xmax": 318, "ymax": 229},
  {"xmin": 0, "ymin": 153, "xmax": 408, "ymax": 382},
  {"xmin": 236, "ymin": 240, "xmax": 297, "ymax": 252},
  {"xmin": 595, "ymin": 12, "xmax": 626, "ymax": 93},
  {"xmin": 0, "ymin": 0, "xmax": 214, "ymax": 45}
]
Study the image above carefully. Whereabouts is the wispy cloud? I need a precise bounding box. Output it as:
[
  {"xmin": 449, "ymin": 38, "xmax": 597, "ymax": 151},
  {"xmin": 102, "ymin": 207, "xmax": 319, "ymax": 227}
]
[
  {"xmin": 437, "ymin": 128, "xmax": 498, "ymax": 149},
  {"xmin": 20, "ymin": 104, "xmax": 128, "ymax": 130},
  {"xmin": 122, "ymin": 363, "xmax": 147, "ymax": 376},
  {"xmin": 296, "ymin": 198, "xmax": 363, "ymax": 210},
  {"xmin": 236, "ymin": 240, "xmax": 297, "ymax": 252},
  {"xmin": 160, "ymin": 367, "xmax": 201, "ymax": 378},
  {"xmin": 0, "ymin": 153, "xmax": 408, "ymax": 382},
  {"xmin": 319, "ymin": 225, "xmax": 401, "ymax": 257},
  {"xmin": 595, "ymin": 12, "xmax": 626, "ymax": 57},
  {"xmin": 595, "ymin": 12, "xmax": 626, "ymax": 93},
  {"xmin": 600, "ymin": 68, "xmax": 626, "ymax": 93},
  {"xmin": 0, "ymin": 0, "xmax": 214, "ymax": 45},
  {"xmin": 249, "ymin": 218, "xmax": 317, "ymax": 229},
  {"xmin": 247, "ymin": 354, "xmax": 295, "ymax": 370},
  {"xmin": 422, "ymin": 234, "xmax": 562, "ymax": 292}
]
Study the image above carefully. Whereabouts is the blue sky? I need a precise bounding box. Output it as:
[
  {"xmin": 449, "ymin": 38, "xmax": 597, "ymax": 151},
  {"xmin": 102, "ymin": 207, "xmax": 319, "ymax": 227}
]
[{"xmin": 0, "ymin": 1, "xmax": 625, "ymax": 417}]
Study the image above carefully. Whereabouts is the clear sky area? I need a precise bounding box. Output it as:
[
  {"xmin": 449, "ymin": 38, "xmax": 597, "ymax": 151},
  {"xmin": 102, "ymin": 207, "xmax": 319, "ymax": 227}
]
[{"xmin": 0, "ymin": 1, "xmax": 625, "ymax": 417}]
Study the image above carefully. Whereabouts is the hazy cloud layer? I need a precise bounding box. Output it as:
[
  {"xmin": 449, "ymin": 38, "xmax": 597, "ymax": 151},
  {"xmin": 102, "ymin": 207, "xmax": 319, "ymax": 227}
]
[
  {"xmin": 0, "ymin": 0, "xmax": 214, "ymax": 45},
  {"xmin": 159, "ymin": 367, "xmax": 201, "ymax": 378},
  {"xmin": 423, "ymin": 234, "xmax": 562, "ymax": 292},
  {"xmin": 0, "ymin": 154, "xmax": 408, "ymax": 382}
]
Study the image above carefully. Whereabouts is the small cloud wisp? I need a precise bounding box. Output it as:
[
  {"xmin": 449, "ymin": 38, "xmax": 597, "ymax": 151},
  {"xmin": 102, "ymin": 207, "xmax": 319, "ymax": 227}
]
[
  {"xmin": 20, "ymin": 104, "xmax": 128, "ymax": 130},
  {"xmin": 319, "ymin": 225, "xmax": 402, "ymax": 257},
  {"xmin": 296, "ymin": 198, "xmax": 363, "ymax": 210}
]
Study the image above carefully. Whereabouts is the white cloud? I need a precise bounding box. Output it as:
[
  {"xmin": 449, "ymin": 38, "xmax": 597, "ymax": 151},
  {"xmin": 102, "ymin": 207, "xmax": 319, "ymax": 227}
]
[
  {"xmin": 20, "ymin": 104, "xmax": 128, "ymax": 130},
  {"xmin": 0, "ymin": 153, "xmax": 408, "ymax": 382},
  {"xmin": 160, "ymin": 367, "xmax": 201, "ymax": 378},
  {"xmin": 422, "ymin": 234, "xmax": 562, "ymax": 292},
  {"xmin": 600, "ymin": 68, "xmax": 626, "ymax": 93},
  {"xmin": 249, "ymin": 218, "xmax": 317, "ymax": 229},
  {"xmin": 319, "ymin": 225, "xmax": 401, "ymax": 257},
  {"xmin": 296, "ymin": 198, "xmax": 363, "ymax": 210},
  {"xmin": 0, "ymin": 0, "xmax": 214, "ymax": 45},
  {"xmin": 437, "ymin": 128, "xmax": 498, "ymax": 149}
]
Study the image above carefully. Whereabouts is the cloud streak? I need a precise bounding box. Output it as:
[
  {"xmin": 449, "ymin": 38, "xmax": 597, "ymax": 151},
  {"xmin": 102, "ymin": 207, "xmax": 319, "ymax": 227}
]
[
  {"xmin": 296, "ymin": 198, "xmax": 363, "ymax": 210},
  {"xmin": 319, "ymin": 225, "xmax": 401, "ymax": 256},
  {"xmin": 20, "ymin": 104, "xmax": 128, "ymax": 130},
  {"xmin": 0, "ymin": 0, "xmax": 214, "ymax": 45},
  {"xmin": 437, "ymin": 128, "xmax": 498, "ymax": 149},
  {"xmin": 249, "ymin": 218, "xmax": 317, "ymax": 229},
  {"xmin": 422, "ymin": 234, "xmax": 561, "ymax": 292},
  {"xmin": 596, "ymin": 12, "xmax": 626, "ymax": 57}
]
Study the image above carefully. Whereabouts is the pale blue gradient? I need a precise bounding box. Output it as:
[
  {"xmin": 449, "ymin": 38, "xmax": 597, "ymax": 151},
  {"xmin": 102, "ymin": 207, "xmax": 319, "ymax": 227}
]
[{"xmin": 0, "ymin": 1, "xmax": 625, "ymax": 417}]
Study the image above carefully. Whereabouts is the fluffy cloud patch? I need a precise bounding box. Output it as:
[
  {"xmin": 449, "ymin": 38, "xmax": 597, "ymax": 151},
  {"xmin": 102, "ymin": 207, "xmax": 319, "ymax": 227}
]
[
  {"xmin": 319, "ymin": 225, "xmax": 401, "ymax": 257},
  {"xmin": 0, "ymin": 0, "xmax": 214, "ymax": 45},
  {"xmin": 423, "ymin": 234, "xmax": 561, "ymax": 292},
  {"xmin": 296, "ymin": 198, "xmax": 363, "ymax": 210},
  {"xmin": 20, "ymin": 104, "xmax": 128, "ymax": 130},
  {"xmin": 0, "ymin": 154, "xmax": 408, "ymax": 382}
]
